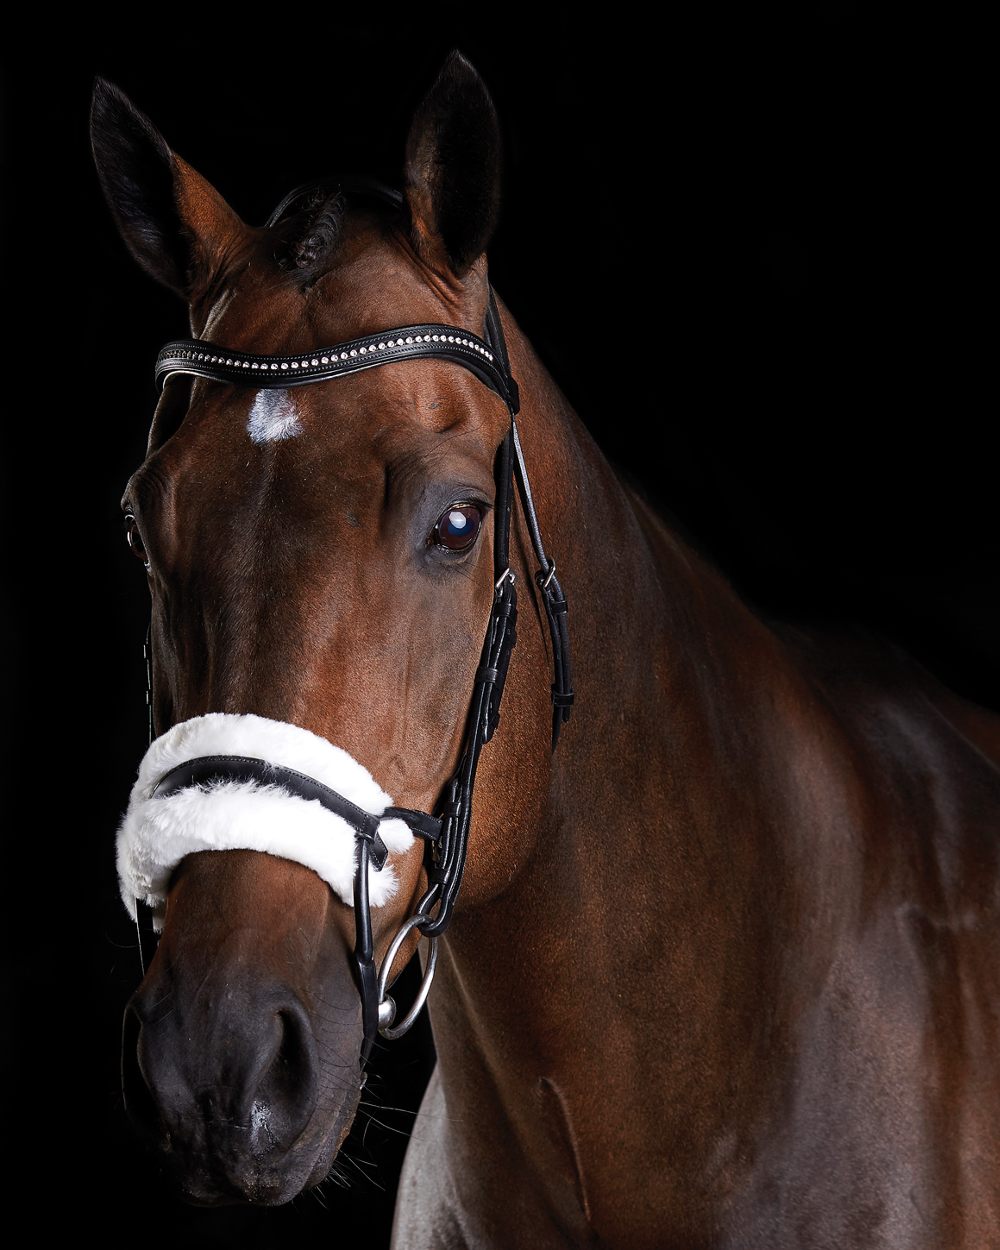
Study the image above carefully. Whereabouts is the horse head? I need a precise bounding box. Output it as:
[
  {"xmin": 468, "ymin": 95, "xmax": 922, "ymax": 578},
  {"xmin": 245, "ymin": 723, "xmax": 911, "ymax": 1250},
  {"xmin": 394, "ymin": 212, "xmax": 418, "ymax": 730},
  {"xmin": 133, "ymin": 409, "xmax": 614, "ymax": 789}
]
[{"xmin": 93, "ymin": 51, "xmax": 567, "ymax": 1206}]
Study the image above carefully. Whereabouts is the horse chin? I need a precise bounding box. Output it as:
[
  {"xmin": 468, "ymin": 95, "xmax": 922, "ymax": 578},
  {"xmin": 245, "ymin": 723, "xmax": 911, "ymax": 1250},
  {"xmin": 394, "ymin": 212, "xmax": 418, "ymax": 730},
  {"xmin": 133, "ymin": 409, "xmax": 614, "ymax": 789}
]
[{"xmin": 169, "ymin": 1088, "xmax": 361, "ymax": 1208}]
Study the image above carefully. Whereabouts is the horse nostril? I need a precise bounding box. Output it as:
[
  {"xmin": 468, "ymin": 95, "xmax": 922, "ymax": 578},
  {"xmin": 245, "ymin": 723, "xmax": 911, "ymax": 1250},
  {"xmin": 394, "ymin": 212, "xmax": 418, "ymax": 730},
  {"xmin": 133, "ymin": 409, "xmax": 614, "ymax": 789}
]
[
  {"xmin": 119, "ymin": 982, "xmax": 320, "ymax": 1165},
  {"xmin": 274, "ymin": 1009, "xmax": 305, "ymax": 1096},
  {"xmin": 252, "ymin": 1000, "xmax": 317, "ymax": 1145}
]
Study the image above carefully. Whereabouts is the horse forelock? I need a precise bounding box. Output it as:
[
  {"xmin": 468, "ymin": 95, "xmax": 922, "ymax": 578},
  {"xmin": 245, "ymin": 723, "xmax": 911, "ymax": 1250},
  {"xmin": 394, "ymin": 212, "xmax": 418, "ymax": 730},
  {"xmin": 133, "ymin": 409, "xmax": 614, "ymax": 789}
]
[{"xmin": 277, "ymin": 187, "xmax": 349, "ymax": 285}]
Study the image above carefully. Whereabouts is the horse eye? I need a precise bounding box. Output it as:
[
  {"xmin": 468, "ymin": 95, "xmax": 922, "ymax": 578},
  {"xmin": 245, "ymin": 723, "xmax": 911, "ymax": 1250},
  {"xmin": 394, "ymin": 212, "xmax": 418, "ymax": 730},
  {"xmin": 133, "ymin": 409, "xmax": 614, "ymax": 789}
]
[
  {"xmin": 431, "ymin": 502, "xmax": 484, "ymax": 552},
  {"xmin": 124, "ymin": 514, "xmax": 150, "ymax": 569}
]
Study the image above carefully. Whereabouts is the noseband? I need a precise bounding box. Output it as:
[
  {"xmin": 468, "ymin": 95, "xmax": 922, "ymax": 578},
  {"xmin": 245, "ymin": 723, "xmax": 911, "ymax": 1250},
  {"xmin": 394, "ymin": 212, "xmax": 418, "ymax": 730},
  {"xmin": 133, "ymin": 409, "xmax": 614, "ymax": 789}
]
[{"xmin": 129, "ymin": 177, "xmax": 574, "ymax": 1065}]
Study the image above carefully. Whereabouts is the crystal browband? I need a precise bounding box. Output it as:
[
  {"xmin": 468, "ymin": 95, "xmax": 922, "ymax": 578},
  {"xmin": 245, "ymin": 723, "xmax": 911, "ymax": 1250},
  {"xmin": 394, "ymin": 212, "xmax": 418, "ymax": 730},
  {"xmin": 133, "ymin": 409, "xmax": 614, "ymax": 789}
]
[{"xmin": 155, "ymin": 322, "xmax": 520, "ymax": 415}]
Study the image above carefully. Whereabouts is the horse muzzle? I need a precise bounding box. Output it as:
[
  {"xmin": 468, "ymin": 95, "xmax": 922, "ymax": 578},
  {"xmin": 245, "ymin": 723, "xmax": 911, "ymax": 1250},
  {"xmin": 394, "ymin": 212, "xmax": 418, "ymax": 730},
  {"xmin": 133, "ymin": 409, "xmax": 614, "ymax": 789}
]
[{"xmin": 121, "ymin": 906, "xmax": 360, "ymax": 1206}]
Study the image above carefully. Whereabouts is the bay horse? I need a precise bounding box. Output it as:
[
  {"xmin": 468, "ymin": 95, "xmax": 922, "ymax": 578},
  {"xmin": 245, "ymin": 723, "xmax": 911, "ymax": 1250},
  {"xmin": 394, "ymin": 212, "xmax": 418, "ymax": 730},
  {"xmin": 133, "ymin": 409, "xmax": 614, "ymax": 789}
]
[{"xmin": 93, "ymin": 51, "xmax": 1000, "ymax": 1249}]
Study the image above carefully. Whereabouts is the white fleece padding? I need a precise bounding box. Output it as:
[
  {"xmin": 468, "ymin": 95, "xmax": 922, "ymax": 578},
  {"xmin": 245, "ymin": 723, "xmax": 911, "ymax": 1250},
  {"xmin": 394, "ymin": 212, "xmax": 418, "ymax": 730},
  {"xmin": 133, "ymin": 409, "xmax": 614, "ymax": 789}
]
[{"xmin": 117, "ymin": 712, "xmax": 415, "ymax": 930}]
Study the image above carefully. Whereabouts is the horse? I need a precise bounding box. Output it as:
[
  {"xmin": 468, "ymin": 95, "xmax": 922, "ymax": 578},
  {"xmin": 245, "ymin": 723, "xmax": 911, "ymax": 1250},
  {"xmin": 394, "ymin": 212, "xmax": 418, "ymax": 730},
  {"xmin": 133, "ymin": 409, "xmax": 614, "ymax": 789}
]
[{"xmin": 92, "ymin": 50, "xmax": 1000, "ymax": 1250}]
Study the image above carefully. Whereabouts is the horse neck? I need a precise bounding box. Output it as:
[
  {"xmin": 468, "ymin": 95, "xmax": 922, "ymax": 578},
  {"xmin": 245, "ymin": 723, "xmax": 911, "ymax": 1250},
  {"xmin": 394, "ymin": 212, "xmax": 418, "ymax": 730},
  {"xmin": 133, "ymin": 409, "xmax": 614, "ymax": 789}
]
[{"xmin": 430, "ymin": 296, "xmax": 850, "ymax": 1167}]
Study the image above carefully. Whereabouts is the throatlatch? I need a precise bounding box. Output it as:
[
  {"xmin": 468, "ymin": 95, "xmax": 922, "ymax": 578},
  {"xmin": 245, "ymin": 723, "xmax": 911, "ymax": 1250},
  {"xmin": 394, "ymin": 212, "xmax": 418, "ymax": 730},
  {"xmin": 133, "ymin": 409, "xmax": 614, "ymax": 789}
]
[{"xmin": 124, "ymin": 176, "xmax": 574, "ymax": 1065}]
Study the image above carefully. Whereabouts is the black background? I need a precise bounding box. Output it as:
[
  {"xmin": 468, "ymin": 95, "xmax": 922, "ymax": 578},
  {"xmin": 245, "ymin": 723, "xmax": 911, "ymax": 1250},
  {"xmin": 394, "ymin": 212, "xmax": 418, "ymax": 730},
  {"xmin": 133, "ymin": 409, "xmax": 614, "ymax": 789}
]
[{"xmin": 0, "ymin": 7, "xmax": 991, "ymax": 1246}]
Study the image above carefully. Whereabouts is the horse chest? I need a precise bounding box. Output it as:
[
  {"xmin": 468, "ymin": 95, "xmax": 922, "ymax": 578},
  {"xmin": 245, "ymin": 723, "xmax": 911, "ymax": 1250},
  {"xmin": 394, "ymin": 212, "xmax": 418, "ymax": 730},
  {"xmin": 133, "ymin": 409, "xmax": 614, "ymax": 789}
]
[{"xmin": 393, "ymin": 1068, "xmax": 606, "ymax": 1249}]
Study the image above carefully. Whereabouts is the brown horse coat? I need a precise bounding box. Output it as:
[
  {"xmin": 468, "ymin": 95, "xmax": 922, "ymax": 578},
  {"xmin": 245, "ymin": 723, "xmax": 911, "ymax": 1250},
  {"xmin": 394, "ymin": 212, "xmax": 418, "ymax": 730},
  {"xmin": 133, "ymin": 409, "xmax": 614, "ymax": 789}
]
[{"xmin": 92, "ymin": 51, "xmax": 1000, "ymax": 1250}]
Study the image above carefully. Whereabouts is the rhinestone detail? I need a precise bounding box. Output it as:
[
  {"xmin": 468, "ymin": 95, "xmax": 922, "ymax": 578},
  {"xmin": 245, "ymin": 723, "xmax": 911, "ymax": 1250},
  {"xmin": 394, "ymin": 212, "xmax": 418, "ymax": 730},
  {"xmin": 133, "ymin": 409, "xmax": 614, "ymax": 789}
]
[{"xmin": 161, "ymin": 329, "xmax": 496, "ymax": 379}]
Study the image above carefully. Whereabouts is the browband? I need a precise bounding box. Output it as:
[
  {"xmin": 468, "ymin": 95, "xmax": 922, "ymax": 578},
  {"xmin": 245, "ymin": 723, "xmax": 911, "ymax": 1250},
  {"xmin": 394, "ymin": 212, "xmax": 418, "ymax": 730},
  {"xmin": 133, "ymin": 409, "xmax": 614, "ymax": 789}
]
[{"xmin": 155, "ymin": 324, "xmax": 520, "ymax": 416}]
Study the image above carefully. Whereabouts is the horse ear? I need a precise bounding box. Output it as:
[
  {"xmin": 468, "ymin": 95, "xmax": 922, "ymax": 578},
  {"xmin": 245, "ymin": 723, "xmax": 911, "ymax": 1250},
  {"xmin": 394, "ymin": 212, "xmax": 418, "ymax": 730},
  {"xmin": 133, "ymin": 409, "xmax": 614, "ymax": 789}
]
[
  {"xmin": 404, "ymin": 50, "xmax": 503, "ymax": 280},
  {"xmin": 89, "ymin": 76, "xmax": 248, "ymax": 300}
]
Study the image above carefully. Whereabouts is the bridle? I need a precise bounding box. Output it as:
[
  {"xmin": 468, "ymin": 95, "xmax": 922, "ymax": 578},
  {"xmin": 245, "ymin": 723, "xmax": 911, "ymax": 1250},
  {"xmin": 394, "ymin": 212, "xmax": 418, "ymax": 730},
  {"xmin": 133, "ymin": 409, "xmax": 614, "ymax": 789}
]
[{"xmin": 132, "ymin": 176, "xmax": 574, "ymax": 1065}]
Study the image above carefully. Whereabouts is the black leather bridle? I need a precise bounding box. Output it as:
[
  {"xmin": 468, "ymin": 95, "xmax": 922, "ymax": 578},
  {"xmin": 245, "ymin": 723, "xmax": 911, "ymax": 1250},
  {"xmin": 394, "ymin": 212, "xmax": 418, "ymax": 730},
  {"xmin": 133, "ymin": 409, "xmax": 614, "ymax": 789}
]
[{"xmin": 135, "ymin": 177, "xmax": 574, "ymax": 1065}]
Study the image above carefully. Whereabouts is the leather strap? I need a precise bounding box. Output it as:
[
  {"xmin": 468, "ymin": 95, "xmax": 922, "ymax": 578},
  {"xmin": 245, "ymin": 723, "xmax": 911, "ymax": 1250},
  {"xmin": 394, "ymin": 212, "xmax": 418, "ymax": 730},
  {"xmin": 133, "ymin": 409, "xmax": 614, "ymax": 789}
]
[
  {"xmin": 154, "ymin": 325, "xmax": 519, "ymax": 418},
  {"xmin": 416, "ymin": 541, "xmax": 518, "ymax": 939},
  {"xmin": 383, "ymin": 806, "xmax": 443, "ymax": 843},
  {"xmin": 264, "ymin": 172, "xmax": 404, "ymax": 229},
  {"xmin": 354, "ymin": 838, "xmax": 380, "ymax": 1053},
  {"xmin": 153, "ymin": 755, "xmax": 442, "ymax": 870},
  {"xmin": 510, "ymin": 419, "xmax": 575, "ymax": 748}
]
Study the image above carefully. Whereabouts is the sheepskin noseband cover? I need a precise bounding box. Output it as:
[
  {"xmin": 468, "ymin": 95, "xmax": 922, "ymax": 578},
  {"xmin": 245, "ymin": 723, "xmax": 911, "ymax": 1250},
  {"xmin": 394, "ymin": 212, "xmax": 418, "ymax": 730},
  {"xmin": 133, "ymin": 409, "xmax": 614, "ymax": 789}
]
[{"xmin": 117, "ymin": 712, "xmax": 415, "ymax": 930}]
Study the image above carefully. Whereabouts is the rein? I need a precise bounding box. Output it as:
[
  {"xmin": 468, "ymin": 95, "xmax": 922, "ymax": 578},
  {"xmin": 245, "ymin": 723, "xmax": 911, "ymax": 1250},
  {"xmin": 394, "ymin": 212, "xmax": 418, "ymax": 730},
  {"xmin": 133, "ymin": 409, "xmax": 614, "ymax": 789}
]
[{"xmin": 129, "ymin": 176, "xmax": 574, "ymax": 1064}]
